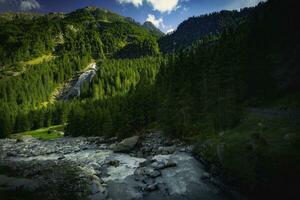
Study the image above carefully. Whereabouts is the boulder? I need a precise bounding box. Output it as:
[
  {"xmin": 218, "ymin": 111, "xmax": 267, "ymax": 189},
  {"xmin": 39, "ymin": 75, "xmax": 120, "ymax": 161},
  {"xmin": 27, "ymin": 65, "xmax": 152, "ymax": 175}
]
[
  {"xmin": 151, "ymin": 155, "xmax": 177, "ymax": 170},
  {"xmin": 134, "ymin": 167, "xmax": 161, "ymax": 178},
  {"xmin": 135, "ymin": 167, "xmax": 153, "ymax": 176},
  {"xmin": 88, "ymin": 162, "xmax": 101, "ymax": 170},
  {"xmin": 149, "ymin": 170, "xmax": 161, "ymax": 178},
  {"xmin": 90, "ymin": 180, "xmax": 107, "ymax": 200},
  {"xmin": 107, "ymin": 160, "xmax": 120, "ymax": 167},
  {"xmin": 111, "ymin": 136, "xmax": 139, "ymax": 153},
  {"xmin": 156, "ymin": 146, "xmax": 176, "ymax": 155}
]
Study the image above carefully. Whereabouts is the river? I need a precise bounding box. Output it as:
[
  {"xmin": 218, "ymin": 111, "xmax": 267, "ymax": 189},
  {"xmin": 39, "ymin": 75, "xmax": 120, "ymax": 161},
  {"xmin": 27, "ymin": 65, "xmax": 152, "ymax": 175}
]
[{"xmin": 0, "ymin": 133, "xmax": 239, "ymax": 200}]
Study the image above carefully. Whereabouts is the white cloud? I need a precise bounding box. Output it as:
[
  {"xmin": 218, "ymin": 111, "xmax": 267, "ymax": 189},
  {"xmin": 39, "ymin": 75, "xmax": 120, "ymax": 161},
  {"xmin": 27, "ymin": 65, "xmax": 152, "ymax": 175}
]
[
  {"xmin": 117, "ymin": 0, "xmax": 180, "ymax": 13},
  {"xmin": 146, "ymin": 0, "xmax": 179, "ymax": 13},
  {"xmin": 117, "ymin": 0, "xmax": 143, "ymax": 7},
  {"xmin": 166, "ymin": 28, "xmax": 174, "ymax": 34},
  {"xmin": 20, "ymin": 0, "xmax": 40, "ymax": 11},
  {"xmin": 227, "ymin": 0, "xmax": 267, "ymax": 10},
  {"xmin": 146, "ymin": 14, "xmax": 164, "ymax": 28},
  {"xmin": 0, "ymin": 0, "xmax": 40, "ymax": 11}
]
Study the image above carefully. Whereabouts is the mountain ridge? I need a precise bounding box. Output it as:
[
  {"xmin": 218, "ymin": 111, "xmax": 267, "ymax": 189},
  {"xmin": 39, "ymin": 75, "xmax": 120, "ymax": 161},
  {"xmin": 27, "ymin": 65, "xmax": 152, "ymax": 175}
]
[{"xmin": 159, "ymin": 7, "xmax": 256, "ymax": 52}]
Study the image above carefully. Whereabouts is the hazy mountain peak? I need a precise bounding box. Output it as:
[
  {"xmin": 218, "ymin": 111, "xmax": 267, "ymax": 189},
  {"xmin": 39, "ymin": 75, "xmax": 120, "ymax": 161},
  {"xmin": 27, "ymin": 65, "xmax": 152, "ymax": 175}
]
[{"xmin": 143, "ymin": 21, "xmax": 164, "ymax": 37}]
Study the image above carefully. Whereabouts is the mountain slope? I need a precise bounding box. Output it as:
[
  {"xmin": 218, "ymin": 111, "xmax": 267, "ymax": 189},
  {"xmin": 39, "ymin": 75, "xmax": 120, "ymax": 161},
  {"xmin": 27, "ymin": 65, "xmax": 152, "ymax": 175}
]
[
  {"xmin": 159, "ymin": 8, "xmax": 254, "ymax": 52},
  {"xmin": 0, "ymin": 7, "xmax": 159, "ymax": 68},
  {"xmin": 0, "ymin": 7, "xmax": 161, "ymax": 137},
  {"xmin": 143, "ymin": 21, "xmax": 164, "ymax": 38}
]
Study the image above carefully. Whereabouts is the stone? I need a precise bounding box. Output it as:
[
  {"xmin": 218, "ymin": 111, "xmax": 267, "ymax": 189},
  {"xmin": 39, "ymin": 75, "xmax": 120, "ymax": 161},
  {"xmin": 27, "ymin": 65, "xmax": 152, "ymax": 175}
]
[
  {"xmin": 149, "ymin": 170, "xmax": 161, "ymax": 178},
  {"xmin": 145, "ymin": 183, "xmax": 158, "ymax": 192},
  {"xmin": 151, "ymin": 161, "xmax": 176, "ymax": 170},
  {"xmin": 157, "ymin": 146, "xmax": 176, "ymax": 155},
  {"xmin": 151, "ymin": 155, "xmax": 177, "ymax": 170},
  {"xmin": 135, "ymin": 167, "xmax": 153, "ymax": 176},
  {"xmin": 91, "ymin": 180, "xmax": 105, "ymax": 194},
  {"xmin": 91, "ymin": 175, "xmax": 101, "ymax": 181},
  {"xmin": 90, "ymin": 192, "xmax": 107, "ymax": 200},
  {"xmin": 88, "ymin": 162, "xmax": 101, "ymax": 170},
  {"xmin": 107, "ymin": 160, "xmax": 120, "ymax": 167},
  {"xmin": 90, "ymin": 180, "xmax": 107, "ymax": 200},
  {"xmin": 139, "ymin": 159, "xmax": 152, "ymax": 167},
  {"xmin": 111, "ymin": 136, "xmax": 139, "ymax": 153}
]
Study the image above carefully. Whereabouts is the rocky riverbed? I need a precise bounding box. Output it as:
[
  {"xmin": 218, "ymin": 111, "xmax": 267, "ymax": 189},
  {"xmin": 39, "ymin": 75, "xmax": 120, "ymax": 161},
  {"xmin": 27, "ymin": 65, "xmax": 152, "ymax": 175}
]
[{"xmin": 0, "ymin": 133, "xmax": 236, "ymax": 200}]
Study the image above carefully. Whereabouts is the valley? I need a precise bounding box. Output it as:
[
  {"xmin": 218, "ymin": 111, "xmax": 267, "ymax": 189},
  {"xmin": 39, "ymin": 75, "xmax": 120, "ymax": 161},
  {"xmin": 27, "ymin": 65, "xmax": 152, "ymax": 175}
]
[{"xmin": 0, "ymin": 0, "xmax": 299, "ymax": 199}]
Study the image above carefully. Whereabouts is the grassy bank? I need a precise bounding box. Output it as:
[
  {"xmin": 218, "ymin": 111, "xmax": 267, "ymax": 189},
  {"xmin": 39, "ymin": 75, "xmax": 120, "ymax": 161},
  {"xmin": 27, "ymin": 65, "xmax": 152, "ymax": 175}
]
[
  {"xmin": 10, "ymin": 125, "xmax": 65, "ymax": 141},
  {"xmin": 193, "ymin": 113, "xmax": 300, "ymax": 198}
]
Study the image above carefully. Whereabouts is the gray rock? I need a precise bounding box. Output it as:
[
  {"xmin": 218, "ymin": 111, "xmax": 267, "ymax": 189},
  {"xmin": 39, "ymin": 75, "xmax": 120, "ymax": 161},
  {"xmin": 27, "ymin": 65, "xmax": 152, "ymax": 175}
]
[
  {"xmin": 145, "ymin": 183, "xmax": 158, "ymax": 192},
  {"xmin": 151, "ymin": 155, "xmax": 177, "ymax": 170},
  {"xmin": 90, "ymin": 192, "xmax": 106, "ymax": 200},
  {"xmin": 139, "ymin": 159, "xmax": 152, "ymax": 167},
  {"xmin": 107, "ymin": 160, "xmax": 120, "ymax": 167},
  {"xmin": 149, "ymin": 170, "xmax": 161, "ymax": 178},
  {"xmin": 157, "ymin": 146, "xmax": 176, "ymax": 155},
  {"xmin": 151, "ymin": 161, "xmax": 176, "ymax": 170},
  {"xmin": 88, "ymin": 162, "xmax": 101, "ymax": 170},
  {"xmin": 135, "ymin": 167, "xmax": 153, "ymax": 176},
  {"xmin": 90, "ymin": 180, "xmax": 107, "ymax": 200},
  {"xmin": 111, "ymin": 136, "xmax": 139, "ymax": 153},
  {"xmin": 134, "ymin": 166, "xmax": 161, "ymax": 178}
]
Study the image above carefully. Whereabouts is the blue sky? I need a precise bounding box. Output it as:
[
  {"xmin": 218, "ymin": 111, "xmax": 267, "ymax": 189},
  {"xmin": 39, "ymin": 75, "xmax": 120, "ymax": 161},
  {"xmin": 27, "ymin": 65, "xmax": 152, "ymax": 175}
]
[{"xmin": 0, "ymin": 0, "xmax": 266, "ymax": 32}]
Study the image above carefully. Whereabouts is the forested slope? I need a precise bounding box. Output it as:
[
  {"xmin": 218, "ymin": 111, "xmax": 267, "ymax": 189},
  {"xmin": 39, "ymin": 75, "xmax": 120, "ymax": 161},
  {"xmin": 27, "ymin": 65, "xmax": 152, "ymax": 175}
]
[
  {"xmin": 0, "ymin": 7, "xmax": 161, "ymax": 137},
  {"xmin": 155, "ymin": 0, "xmax": 300, "ymax": 197},
  {"xmin": 159, "ymin": 7, "xmax": 254, "ymax": 52}
]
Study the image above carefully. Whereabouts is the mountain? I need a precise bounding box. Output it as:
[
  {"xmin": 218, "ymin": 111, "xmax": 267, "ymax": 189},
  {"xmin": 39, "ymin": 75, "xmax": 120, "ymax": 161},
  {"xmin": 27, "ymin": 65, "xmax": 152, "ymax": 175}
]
[
  {"xmin": 0, "ymin": 7, "xmax": 161, "ymax": 137},
  {"xmin": 142, "ymin": 21, "xmax": 164, "ymax": 38},
  {"xmin": 0, "ymin": 7, "xmax": 160, "ymax": 67},
  {"xmin": 0, "ymin": 12, "xmax": 43, "ymax": 22},
  {"xmin": 159, "ymin": 8, "xmax": 254, "ymax": 52}
]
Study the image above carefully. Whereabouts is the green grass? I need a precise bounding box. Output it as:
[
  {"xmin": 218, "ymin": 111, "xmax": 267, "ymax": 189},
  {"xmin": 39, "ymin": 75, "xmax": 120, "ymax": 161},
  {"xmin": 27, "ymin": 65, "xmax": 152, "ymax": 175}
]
[
  {"xmin": 22, "ymin": 54, "xmax": 54, "ymax": 66},
  {"xmin": 10, "ymin": 125, "xmax": 65, "ymax": 141},
  {"xmin": 0, "ymin": 54, "xmax": 55, "ymax": 78}
]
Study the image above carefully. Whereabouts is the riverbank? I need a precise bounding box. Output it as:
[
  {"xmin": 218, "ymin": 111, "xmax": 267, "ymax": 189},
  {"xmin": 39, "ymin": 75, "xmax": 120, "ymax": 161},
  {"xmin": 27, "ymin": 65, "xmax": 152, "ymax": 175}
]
[{"xmin": 192, "ymin": 113, "xmax": 300, "ymax": 199}]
